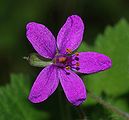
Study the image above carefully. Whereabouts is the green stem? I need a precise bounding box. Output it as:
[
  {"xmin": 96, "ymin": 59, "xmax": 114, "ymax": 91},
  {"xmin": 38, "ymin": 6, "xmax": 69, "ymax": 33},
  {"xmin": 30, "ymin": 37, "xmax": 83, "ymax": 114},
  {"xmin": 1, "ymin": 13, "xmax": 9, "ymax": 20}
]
[
  {"xmin": 76, "ymin": 106, "xmax": 88, "ymax": 120},
  {"xmin": 88, "ymin": 92, "xmax": 129, "ymax": 120},
  {"xmin": 58, "ymin": 87, "xmax": 72, "ymax": 120},
  {"xmin": 58, "ymin": 87, "xmax": 65, "ymax": 120}
]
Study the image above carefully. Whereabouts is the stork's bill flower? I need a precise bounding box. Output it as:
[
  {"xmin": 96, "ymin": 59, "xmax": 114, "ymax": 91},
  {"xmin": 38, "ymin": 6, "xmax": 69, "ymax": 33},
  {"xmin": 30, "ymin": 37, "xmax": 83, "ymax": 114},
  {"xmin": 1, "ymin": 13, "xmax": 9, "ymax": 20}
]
[{"xmin": 26, "ymin": 15, "xmax": 112, "ymax": 106}]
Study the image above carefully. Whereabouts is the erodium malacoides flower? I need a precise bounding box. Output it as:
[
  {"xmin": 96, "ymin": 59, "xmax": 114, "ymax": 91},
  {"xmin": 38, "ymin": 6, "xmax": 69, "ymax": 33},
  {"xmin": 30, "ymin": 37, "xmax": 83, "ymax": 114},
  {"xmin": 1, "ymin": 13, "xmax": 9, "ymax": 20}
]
[{"xmin": 26, "ymin": 15, "xmax": 112, "ymax": 106}]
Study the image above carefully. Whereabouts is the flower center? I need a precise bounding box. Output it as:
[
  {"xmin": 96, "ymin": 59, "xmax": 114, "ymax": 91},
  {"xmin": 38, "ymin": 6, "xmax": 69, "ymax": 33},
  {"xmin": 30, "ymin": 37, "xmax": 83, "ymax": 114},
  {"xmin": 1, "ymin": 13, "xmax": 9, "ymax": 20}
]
[
  {"xmin": 53, "ymin": 48, "xmax": 80, "ymax": 72},
  {"xmin": 53, "ymin": 54, "xmax": 72, "ymax": 68}
]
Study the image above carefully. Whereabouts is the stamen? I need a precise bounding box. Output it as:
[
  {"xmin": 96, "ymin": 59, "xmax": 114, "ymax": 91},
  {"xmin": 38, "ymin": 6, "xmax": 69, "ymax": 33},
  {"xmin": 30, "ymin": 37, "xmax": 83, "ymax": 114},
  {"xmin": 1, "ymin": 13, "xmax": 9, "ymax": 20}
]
[
  {"xmin": 65, "ymin": 66, "xmax": 71, "ymax": 70},
  {"xmin": 76, "ymin": 62, "xmax": 80, "ymax": 67},
  {"xmin": 76, "ymin": 67, "xmax": 80, "ymax": 71},
  {"xmin": 66, "ymin": 48, "xmax": 72, "ymax": 54},
  {"xmin": 64, "ymin": 68, "xmax": 71, "ymax": 75},
  {"xmin": 75, "ymin": 57, "xmax": 79, "ymax": 61},
  {"xmin": 75, "ymin": 52, "xmax": 79, "ymax": 56}
]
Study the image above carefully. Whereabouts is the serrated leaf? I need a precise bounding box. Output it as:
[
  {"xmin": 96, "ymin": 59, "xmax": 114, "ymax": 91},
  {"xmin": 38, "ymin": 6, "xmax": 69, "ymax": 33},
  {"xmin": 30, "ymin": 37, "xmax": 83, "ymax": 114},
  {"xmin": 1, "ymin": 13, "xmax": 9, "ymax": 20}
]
[
  {"xmin": 85, "ymin": 19, "xmax": 129, "ymax": 97},
  {"xmin": 0, "ymin": 74, "xmax": 48, "ymax": 120}
]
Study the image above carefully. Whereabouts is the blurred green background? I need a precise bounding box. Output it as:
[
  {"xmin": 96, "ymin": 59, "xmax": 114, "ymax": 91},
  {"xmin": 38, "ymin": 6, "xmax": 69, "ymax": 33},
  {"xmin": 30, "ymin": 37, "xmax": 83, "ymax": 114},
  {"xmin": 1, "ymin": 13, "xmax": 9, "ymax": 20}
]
[{"xmin": 0, "ymin": 0, "xmax": 129, "ymax": 120}]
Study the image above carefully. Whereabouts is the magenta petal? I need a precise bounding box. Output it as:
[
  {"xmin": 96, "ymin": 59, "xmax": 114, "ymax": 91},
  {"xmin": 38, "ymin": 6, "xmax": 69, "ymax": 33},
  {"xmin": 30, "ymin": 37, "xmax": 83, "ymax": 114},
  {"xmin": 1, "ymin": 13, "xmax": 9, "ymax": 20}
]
[
  {"xmin": 57, "ymin": 15, "xmax": 84, "ymax": 54},
  {"xmin": 28, "ymin": 65, "xmax": 59, "ymax": 103},
  {"xmin": 26, "ymin": 22, "xmax": 56, "ymax": 59},
  {"xmin": 58, "ymin": 69, "xmax": 86, "ymax": 106},
  {"xmin": 72, "ymin": 52, "xmax": 112, "ymax": 74}
]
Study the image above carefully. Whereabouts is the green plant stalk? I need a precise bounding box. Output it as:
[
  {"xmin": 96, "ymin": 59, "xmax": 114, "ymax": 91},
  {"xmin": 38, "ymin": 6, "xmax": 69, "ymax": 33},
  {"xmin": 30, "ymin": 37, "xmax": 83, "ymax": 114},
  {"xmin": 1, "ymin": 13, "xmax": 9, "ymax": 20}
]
[
  {"xmin": 88, "ymin": 92, "xmax": 129, "ymax": 120},
  {"xmin": 58, "ymin": 88, "xmax": 66, "ymax": 120},
  {"xmin": 58, "ymin": 87, "xmax": 72, "ymax": 120},
  {"xmin": 76, "ymin": 106, "xmax": 88, "ymax": 120}
]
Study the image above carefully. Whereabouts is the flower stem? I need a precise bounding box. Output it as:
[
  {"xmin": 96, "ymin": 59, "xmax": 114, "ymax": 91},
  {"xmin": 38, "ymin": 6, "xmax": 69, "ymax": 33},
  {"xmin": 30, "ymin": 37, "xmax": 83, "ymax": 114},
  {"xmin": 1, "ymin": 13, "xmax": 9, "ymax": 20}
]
[
  {"xmin": 58, "ymin": 87, "xmax": 65, "ymax": 120},
  {"xmin": 88, "ymin": 92, "xmax": 129, "ymax": 120},
  {"xmin": 76, "ymin": 106, "xmax": 88, "ymax": 120},
  {"xmin": 58, "ymin": 87, "xmax": 72, "ymax": 120}
]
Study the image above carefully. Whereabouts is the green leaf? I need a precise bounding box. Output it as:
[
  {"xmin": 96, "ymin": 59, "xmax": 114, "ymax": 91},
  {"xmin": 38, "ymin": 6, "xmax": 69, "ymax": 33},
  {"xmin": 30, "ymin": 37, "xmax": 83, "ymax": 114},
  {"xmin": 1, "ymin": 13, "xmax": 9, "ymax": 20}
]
[
  {"xmin": 85, "ymin": 19, "xmax": 129, "ymax": 97},
  {"xmin": 0, "ymin": 74, "xmax": 48, "ymax": 120}
]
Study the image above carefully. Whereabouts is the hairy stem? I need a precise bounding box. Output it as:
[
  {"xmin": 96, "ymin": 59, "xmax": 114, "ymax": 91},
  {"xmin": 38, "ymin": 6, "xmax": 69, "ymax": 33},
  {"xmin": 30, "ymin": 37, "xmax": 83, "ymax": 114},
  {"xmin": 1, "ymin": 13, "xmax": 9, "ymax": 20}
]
[
  {"xmin": 88, "ymin": 92, "xmax": 129, "ymax": 120},
  {"xmin": 58, "ymin": 87, "xmax": 72, "ymax": 120},
  {"xmin": 58, "ymin": 88, "xmax": 66, "ymax": 120},
  {"xmin": 76, "ymin": 106, "xmax": 88, "ymax": 120}
]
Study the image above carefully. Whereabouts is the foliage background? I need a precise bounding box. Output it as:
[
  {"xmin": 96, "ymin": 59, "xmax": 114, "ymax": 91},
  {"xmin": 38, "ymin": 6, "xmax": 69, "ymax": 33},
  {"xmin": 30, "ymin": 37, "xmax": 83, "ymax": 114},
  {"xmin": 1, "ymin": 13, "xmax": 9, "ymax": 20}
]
[{"xmin": 0, "ymin": 0, "xmax": 129, "ymax": 120}]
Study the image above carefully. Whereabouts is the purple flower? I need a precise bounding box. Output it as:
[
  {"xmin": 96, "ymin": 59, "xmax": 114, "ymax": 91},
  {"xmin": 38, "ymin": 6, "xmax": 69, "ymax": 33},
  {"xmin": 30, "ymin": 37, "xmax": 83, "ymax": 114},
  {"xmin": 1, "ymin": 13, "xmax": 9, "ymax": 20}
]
[{"xmin": 26, "ymin": 15, "xmax": 112, "ymax": 106}]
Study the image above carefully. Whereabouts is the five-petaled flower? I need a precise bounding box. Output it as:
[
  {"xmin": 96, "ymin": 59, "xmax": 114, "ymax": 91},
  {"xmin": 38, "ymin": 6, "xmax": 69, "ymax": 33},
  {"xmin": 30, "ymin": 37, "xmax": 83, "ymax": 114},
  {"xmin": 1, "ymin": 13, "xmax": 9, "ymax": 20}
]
[{"xmin": 26, "ymin": 15, "xmax": 112, "ymax": 106}]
